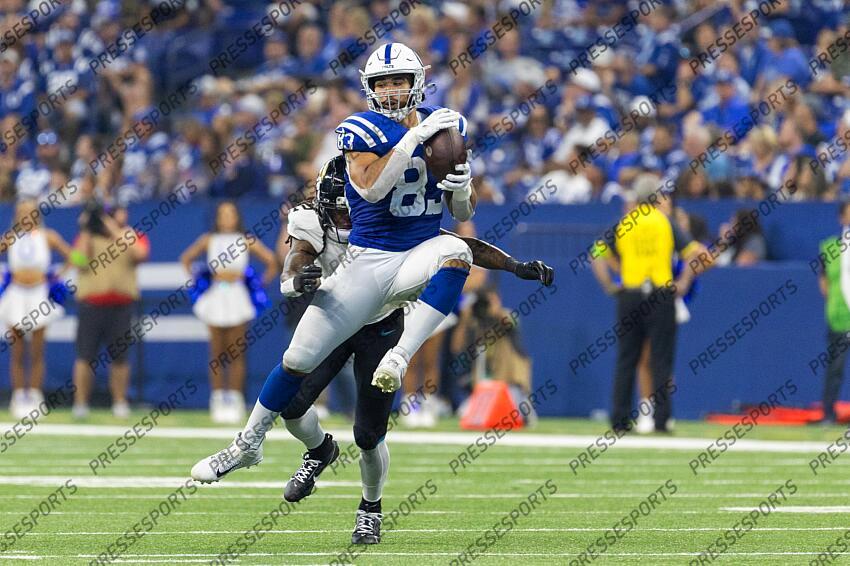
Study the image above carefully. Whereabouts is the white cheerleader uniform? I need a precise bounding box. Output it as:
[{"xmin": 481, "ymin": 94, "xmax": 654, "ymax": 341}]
[
  {"xmin": 192, "ymin": 233, "xmax": 255, "ymax": 328},
  {"xmin": 0, "ymin": 229, "xmax": 63, "ymax": 333}
]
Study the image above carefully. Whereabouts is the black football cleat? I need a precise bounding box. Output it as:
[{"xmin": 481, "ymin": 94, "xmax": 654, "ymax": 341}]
[
  {"xmin": 283, "ymin": 434, "xmax": 339, "ymax": 502},
  {"xmin": 351, "ymin": 509, "xmax": 382, "ymax": 544}
]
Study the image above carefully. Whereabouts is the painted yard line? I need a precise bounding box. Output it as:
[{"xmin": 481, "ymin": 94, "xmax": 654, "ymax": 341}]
[
  {"xmin": 14, "ymin": 556, "xmax": 836, "ymax": 559},
  {"xmin": 0, "ymin": 474, "xmax": 840, "ymax": 489},
  {"xmin": 0, "ymin": 510, "xmax": 715, "ymax": 515},
  {"xmin": 23, "ymin": 527, "xmax": 850, "ymax": 536},
  {"xmin": 0, "ymin": 423, "xmax": 835, "ymax": 453},
  {"xmin": 3, "ymin": 492, "xmax": 850, "ymax": 499},
  {"xmin": 0, "ymin": 476, "xmax": 360, "ymax": 489},
  {"xmin": 722, "ymin": 506, "xmax": 850, "ymax": 514}
]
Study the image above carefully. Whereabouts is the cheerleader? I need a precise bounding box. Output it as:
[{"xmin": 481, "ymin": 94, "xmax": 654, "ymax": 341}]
[
  {"xmin": 0, "ymin": 201, "xmax": 72, "ymax": 418},
  {"xmin": 180, "ymin": 202, "xmax": 277, "ymax": 423}
]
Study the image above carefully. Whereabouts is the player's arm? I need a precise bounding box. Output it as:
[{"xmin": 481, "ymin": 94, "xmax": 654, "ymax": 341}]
[
  {"xmin": 343, "ymin": 108, "xmax": 460, "ymax": 203},
  {"xmin": 440, "ymin": 229, "xmax": 554, "ymax": 286},
  {"xmin": 280, "ymin": 238, "xmax": 322, "ymax": 297}
]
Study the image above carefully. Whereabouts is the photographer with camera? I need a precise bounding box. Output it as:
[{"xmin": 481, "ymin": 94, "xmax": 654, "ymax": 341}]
[{"xmin": 70, "ymin": 200, "xmax": 149, "ymax": 419}]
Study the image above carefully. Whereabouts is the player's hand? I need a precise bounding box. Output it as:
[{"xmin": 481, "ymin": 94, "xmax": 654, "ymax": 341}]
[
  {"xmin": 412, "ymin": 107, "xmax": 460, "ymax": 143},
  {"xmin": 293, "ymin": 265, "xmax": 322, "ymax": 294},
  {"xmin": 437, "ymin": 162, "xmax": 472, "ymax": 195},
  {"xmin": 514, "ymin": 260, "xmax": 555, "ymax": 286}
]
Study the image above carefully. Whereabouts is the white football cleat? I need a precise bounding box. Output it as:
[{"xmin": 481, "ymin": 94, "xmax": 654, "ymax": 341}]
[
  {"xmin": 191, "ymin": 433, "xmax": 263, "ymax": 483},
  {"xmin": 371, "ymin": 347, "xmax": 409, "ymax": 393}
]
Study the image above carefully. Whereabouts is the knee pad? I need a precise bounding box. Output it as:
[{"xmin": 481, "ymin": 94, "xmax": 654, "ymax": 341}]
[
  {"xmin": 282, "ymin": 346, "xmax": 318, "ymax": 375},
  {"xmin": 354, "ymin": 423, "xmax": 387, "ymax": 451}
]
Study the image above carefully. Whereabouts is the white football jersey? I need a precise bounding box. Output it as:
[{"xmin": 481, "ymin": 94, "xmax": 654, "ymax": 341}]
[
  {"xmin": 286, "ymin": 203, "xmax": 394, "ymax": 324},
  {"xmin": 287, "ymin": 203, "xmax": 350, "ymax": 278}
]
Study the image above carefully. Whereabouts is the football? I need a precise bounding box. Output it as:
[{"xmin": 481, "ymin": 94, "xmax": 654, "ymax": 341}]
[{"xmin": 423, "ymin": 126, "xmax": 466, "ymax": 184}]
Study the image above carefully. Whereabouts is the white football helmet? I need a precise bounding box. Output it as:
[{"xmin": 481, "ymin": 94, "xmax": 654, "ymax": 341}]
[{"xmin": 360, "ymin": 42, "xmax": 431, "ymax": 122}]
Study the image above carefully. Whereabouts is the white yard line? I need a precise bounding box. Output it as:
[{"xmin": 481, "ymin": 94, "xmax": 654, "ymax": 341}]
[
  {"xmin": 0, "ymin": 476, "xmax": 359, "ymax": 489},
  {"xmin": 3, "ymin": 490, "xmax": 850, "ymax": 499},
  {"xmin": 0, "ymin": 552, "xmax": 832, "ymax": 558},
  {"xmin": 0, "ymin": 423, "xmax": 835, "ymax": 453},
  {"xmin": 722, "ymin": 506, "xmax": 850, "ymax": 514},
  {"xmin": 22, "ymin": 527, "xmax": 850, "ymax": 536}
]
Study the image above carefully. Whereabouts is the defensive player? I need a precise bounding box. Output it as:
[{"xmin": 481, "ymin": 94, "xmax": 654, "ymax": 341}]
[{"xmin": 191, "ymin": 155, "xmax": 554, "ymax": 544}]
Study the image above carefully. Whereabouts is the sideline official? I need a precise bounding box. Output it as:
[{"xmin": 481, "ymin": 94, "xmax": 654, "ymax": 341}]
[
  {"xmin": 815, "ymin": 201, "xmax": 850, "ymax": 424},
  {"xmin": 592, "ymin": 174, "xmax": 707, "ymax": 433}
]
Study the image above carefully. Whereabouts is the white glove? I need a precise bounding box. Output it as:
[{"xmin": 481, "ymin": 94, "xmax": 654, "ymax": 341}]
[
  {"xmin": 437, "ymin": 161, "xmax": 472, "ymax": 199},
  {"xmin": 397, "ymin": 108, "xmax": 460, "ymax": 156},
  {"xmin": 413, "ymin": 108, "xmax": 460, "ymax": 142}
]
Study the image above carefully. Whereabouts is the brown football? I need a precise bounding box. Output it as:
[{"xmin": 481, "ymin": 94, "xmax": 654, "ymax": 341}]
[{"xmin": 423, "ymin": 127, "xmax": 466, "ymax": 184}]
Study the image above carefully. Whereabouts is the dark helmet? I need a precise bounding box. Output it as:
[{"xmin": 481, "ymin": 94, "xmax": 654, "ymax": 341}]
[{"xmin": 315, "ymin": 155, "xmax": 351, "ymax": 232}]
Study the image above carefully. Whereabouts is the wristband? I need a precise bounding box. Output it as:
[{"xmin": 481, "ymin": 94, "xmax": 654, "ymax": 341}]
[
  {"xmin": 396, "ymin": 129, "xmax": 419, "ymax": 158},
  {"xmin": 505, "ymin": 257, "xmax": 519, "ymax": 273},
  {"xmin": 280, "ymin": 277, "xmax": 301, "ymax": 297}
]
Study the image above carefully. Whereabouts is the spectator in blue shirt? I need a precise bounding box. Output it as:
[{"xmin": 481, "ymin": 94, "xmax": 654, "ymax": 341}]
[
  {"xmin": 0, "ymin": 51, "xmax": 36, "ymax": 122},
  {"xmin": 293, "ymin": 25, "xmax": 328, "ymax": 78},
  {"xmin": 701, "ymin": 70, "xmax": 750, "ymax": 134},
  {"xmin": 758, "ymin": 20, "xmax": 813, "ymax": 89}
]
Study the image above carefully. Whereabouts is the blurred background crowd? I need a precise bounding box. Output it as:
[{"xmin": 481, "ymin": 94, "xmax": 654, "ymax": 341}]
[{"xmin": 0, "ymin": 0, "xmax": 848, "ymax": 209}]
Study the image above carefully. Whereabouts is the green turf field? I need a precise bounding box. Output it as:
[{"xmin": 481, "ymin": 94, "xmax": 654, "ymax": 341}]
[{"xmin": 1, "ymin": 410, "xmax": 848, "ymax": 565}]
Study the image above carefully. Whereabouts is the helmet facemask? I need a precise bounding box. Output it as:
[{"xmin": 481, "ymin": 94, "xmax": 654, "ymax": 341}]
[
  {"xmin": 315, "ymin": 156, "xmax": 351, "ymax": 243},
  {"xmin": 361, "ymin": 71, "xmax": 426, "ymax": 122}
]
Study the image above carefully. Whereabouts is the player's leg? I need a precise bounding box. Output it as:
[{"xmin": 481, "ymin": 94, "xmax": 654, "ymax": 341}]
[
  {"xmin": 374, "ymin": 235, "xmax": 472, "ymax": 392},
  {"xmin": 190, "ymin": 339, "xmax": 352, "ymax": 485},
  {"xmin": 349, "ymin": 309, "xmax": 403, "ymax": 544},
  {"xmin": 280, "ymin": 341, "xmax": 353, "ymax": 502},
  {"xmin": 240, "ymin": 252, "xmax": 384, "ymax": 441}
]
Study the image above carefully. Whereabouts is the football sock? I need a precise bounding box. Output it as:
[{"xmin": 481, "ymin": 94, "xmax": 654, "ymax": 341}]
[
  {"xmin": 360, "ymin": 441, "xmax": 389, "ymax": 502},
  {"xmin": 396, "ymin": 266, "xmax": 468, "ymax": 356},
  {"xmin": 243, "ymin": 363, "xmax": 302, "ymax": 448},
  {"xmin": 242, "ymin": 401, "xmax": 278, "ymax": 450},
  {"xmin": 258, "ymin": 363, "xmax": 303, "ymax": 412},
  {"xmin": 285, "ymin": 406, "xmax": 327, "ymax": 451},
  {"xmin": 359, "ymin": 497, "xmax": 382, "ymax": 514}
]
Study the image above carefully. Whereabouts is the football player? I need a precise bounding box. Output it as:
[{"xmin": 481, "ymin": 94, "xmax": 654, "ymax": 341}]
[{"xmin": 191, "ymin": 155, "xmax": 554, "ymax": 544}]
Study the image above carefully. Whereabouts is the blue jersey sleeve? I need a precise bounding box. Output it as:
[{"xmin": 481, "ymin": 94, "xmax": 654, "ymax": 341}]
[{"xmin": 335, "ymin": 114, "xmax": 391, "ymax": 153}]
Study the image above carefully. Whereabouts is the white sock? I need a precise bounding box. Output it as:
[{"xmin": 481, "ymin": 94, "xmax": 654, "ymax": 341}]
[
  {"xmin": 396, "ymin": 301, "xmax": 447, "ymax": 360},
  {"xmin": 242, "ymin": 400, "xmax": 279, "ymax": 449},
  {"xmin": 360, "ymin": 441, "xmax": 389, "ymax": 502},
  {"xmin": 284, "ymin": 405, "xmax": 326, "ymax": 450}
]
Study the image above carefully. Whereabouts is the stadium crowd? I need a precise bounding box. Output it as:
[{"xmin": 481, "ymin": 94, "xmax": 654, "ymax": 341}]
[{"xmin": 0, "ymin": 0, "xmax": 848, "ymax": 208}]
